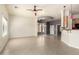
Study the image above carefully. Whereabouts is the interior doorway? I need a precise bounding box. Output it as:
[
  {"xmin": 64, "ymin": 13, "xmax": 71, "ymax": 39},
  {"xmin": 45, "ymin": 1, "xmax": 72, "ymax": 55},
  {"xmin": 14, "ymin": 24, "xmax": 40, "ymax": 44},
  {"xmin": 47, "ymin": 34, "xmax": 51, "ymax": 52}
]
[
  {"xmin": 37, "ymin": 16, "xmax": 53, "ymax": 36},
  {"xmin": 38, "ymin": 23, "xmax": 46, "ymax": 35},
  {"xmin": 56, "ymin": 24, "xmax": 61, "ymax": 36}
]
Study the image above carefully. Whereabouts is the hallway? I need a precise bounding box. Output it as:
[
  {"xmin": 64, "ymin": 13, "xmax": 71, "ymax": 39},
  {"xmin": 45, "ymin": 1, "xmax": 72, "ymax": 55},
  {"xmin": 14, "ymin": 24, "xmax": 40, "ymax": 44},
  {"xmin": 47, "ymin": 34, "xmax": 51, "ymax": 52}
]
[{"xmin": 2, "ymin": 35, "xmax": 79, "ymax": 55}]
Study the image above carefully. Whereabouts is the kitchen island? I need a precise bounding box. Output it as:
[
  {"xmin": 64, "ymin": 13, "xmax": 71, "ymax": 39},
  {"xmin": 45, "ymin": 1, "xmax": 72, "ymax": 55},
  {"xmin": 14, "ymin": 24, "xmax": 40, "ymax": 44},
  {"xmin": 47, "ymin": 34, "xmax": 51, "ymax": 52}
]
[{"xmin": 61, "ymin": 30, "xmax": 79, "ymax": 49}]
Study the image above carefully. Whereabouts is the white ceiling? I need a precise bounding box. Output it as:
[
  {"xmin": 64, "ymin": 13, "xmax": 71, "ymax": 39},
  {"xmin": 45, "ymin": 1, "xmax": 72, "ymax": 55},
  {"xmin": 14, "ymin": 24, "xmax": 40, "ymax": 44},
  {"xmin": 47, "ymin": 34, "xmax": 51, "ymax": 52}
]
[{"xmin": 6, "ymin": 4, "xmax": 79, "ymax": 20}]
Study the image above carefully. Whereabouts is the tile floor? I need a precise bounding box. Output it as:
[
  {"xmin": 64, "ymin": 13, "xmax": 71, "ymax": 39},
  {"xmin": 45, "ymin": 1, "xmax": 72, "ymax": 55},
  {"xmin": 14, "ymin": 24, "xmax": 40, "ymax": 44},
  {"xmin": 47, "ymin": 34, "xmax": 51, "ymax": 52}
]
[{"xmin": 1, "ymin": 35, "xmax": 79, "ymax": 55}]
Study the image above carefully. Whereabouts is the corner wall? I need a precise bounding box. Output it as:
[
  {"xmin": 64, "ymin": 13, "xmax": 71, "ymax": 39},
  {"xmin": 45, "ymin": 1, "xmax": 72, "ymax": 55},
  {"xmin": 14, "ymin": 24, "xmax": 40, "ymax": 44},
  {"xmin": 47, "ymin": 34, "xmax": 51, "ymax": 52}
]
[{"xmin": 0, "ymin": 5, "xmax": 9, "ymax": 52}]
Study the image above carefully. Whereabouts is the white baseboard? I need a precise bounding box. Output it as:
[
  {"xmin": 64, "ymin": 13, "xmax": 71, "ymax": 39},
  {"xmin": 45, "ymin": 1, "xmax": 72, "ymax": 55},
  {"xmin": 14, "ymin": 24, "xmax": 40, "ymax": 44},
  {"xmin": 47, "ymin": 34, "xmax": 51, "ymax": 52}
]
[{"xmin": 9, "ymin": 36, "xmax": 37, "ymax": 39}]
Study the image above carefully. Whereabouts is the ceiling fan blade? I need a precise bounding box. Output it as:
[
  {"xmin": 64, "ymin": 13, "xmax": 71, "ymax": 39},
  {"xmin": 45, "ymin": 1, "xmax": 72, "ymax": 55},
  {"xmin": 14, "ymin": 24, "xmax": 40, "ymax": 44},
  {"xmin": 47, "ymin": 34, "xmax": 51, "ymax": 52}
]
[
  {"xmin": 36, "ymin": 9, "xmax": 43, "ymax": 11},
  {"xmin": 27, "ymin": 9, "xmax": 33, "ymax": 11}
]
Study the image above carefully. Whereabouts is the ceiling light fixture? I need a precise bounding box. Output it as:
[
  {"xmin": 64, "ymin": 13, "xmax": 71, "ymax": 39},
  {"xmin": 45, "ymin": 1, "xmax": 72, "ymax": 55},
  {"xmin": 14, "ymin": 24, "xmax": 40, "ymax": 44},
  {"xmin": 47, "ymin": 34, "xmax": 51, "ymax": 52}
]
[{"xmin": 27, "ymin": 5, "xmax": 43, "ymax": 16}]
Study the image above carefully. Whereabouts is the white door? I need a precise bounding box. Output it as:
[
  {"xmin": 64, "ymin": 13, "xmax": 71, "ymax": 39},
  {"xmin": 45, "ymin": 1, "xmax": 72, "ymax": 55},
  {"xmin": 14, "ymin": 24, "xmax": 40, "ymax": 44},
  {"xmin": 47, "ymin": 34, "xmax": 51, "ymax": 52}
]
[{"xmin": 50, "ymin": 25, "xmax": 54, "ymax": 35}]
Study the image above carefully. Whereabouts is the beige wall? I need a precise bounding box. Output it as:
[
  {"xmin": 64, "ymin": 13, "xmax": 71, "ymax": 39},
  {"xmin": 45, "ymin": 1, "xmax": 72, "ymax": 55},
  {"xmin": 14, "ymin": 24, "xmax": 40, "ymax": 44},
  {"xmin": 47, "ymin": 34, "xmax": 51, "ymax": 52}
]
[
  {"xmin": 0, "ymin": 5, "xmax": 8, "ymax": 18},
  {"xmin": 9, "ymin": 15, "xmax": 37, "ymax": 38}
]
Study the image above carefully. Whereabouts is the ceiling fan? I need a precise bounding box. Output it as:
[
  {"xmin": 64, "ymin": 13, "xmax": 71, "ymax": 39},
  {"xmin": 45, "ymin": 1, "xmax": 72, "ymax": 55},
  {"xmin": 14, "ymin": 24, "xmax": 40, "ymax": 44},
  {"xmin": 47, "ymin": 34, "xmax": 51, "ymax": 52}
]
[{"xmin": 27, "ymin": 5, "xmax": 43, "ymax": 16}]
